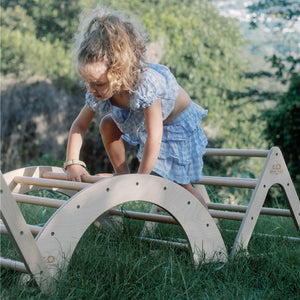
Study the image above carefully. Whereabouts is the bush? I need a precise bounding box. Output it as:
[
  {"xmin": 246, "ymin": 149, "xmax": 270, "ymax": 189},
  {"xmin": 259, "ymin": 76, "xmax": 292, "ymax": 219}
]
[{"xmin": 263, "ymin": 73, "xmax": 300, "ymax": 180}]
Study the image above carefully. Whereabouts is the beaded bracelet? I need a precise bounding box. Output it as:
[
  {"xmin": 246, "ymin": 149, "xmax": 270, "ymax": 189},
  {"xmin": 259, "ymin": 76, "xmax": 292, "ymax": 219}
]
[{"xmin": 63, "ymin": 159, "xmax": 86, "ymax": 170}]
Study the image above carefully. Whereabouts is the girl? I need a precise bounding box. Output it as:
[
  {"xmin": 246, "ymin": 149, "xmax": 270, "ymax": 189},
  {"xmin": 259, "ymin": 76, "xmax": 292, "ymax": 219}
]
[{"xmin": 65, "ymin": 8, "xmax": 208, "ymax": 208}]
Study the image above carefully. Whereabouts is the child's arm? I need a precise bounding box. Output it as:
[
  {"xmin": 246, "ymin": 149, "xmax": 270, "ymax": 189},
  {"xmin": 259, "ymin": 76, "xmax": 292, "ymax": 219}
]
[
  {"xmin": 65, "ymin": 105, "xmax": 95, "ymax": 181},
  {"xmin": 138, "ymin": 99, "xmax": 163, "ymax": 174}
]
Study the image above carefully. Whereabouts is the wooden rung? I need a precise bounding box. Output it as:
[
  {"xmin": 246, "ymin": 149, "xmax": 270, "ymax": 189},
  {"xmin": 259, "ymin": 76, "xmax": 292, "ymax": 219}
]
[
  {"xmin": 42, "ymin": 171, "xmax": 276, "ymax": 190},
  {"xmin": 109, "ymin": 208, "xmax": 245, "ymax": 222},
  {"xmin": 13, "ymin": 176, "xmax": 90, "ymax": 191},
  {"xmin": 13, "ymin": 193, "xmax": 65, "ymax": 208},
  {"xmin": 45, "ymin": 172, "xmax": 258, "ymax": 188},
  {"xmin": 205, "ymin": 148, "xmax": 269, "ymax": 157},
  {"xmin": 210, "ymin": 210, "xmax": 244, "ymax": 221},
  {"xmin": 0, "ymin": 220, "xmax": 42, "ymax": 235},
  {"xmin": 208, "ymin": 203, "xmax": 292, "ymax": 217},
  {"xmin": 137, "ymin": 237, "xmax": 189, "ymax": 249},
  {"xmin": 42, "ymin": 172, "xmax": 258, "ymax": 189},
  {"xmin": 42, "ymin": 172, "xmax": 110, "ymax": 183},
  {"xmin": 0, "ymin": 257, "xmax": 28, "ymax": 273},
  {"xmin": 199, "ymin": 176, "xmax": 258, "ymax": 188},
  {"xmin": 252, "ymin": 232, "xmax": 300, "ymax": 242},
  {"xmin": 12, "ymin": 192, "xmax": 291, "ymax": 218},
  {"xmin": 224, "ymin": 229, "xmax": 300, "ymax": 242},
  {"xmin": 109, "ymin": 209, "xmax": 177, "ymax": 224}
]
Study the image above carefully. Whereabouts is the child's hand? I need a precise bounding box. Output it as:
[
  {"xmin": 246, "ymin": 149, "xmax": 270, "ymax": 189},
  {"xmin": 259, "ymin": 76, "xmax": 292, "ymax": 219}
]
[{"xmin": 66, "ymin": 164, "xmax": 89, "ymax": 182}]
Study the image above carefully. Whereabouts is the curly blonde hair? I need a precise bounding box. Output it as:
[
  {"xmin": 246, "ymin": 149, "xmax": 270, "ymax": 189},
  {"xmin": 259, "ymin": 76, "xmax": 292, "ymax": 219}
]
[{"xmin": 75, "ymin": 8, "xmax": 147, "ymax": 93}]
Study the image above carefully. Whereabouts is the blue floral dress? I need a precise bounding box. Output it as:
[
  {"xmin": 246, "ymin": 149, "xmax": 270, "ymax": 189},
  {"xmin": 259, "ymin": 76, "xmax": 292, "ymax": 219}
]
[{"xmin": 86, "ymin": 63, "xmax": 207, "ymax": 184}]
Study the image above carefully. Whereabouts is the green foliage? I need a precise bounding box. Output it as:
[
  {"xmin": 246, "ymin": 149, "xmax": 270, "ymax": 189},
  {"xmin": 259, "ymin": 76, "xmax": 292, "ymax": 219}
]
[
  {"xmin": 1, "ymin": 0, "xmax": 262, "ymax": 171},
  {"xmin": 245, "ymin": 1, "xmax": 300, "ymax": 180},
  {"xmin": 91, "ymin": 0, "xmax": 264, "ymax": 154},
  {"xmin": 1, "ymin": 2, "xmax": 299, "ymax": 296},
  {"xmin": 0, "ymin": 0, "xmax": 258, "ymax": 145},
  {"xmin": 0, "ymin": 77, "xmax": 82, "ymax": 172},
  {"xmin": 2, "ymin": 0, "xmax": 81, "ymax": 43},
  {"xmin": 263, "ymin": 73, "xmax": 300, "ymax": 179},
  {"xmin": 27, "ymin": 153, "xmax": 64, "ymax": 168},
  {"xmin": 2, "ymin": 0, "xmax": 297, "ymax": 195},
  {"xmin": 1, "ymin": 3, "xmax": 78, "ymax": 89},
  {"xmin": 1, "ymin": 5, "xmax": 36, "ymax": 33},
  {"xmin": 1, "ymin": 26, "xmax": 75, "ymax": 83},
  {"xmin": 247, "ymin": 0, "xmax": 300, "ymax": 28}
]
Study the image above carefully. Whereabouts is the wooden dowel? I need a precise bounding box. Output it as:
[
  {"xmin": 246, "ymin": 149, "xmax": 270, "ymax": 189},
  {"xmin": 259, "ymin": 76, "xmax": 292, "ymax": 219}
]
[
  {"xmin": 42, "ymin": 171, "xmax": 283, "ymax": 190},
  {"xmin": 0, "ymin": 220, "xmax": 42, "ymax": 235},
  {"xmin": 208, "ymin": 203, "xmax": 248, "ymax": 212},
  {"xmin": 208, "ymin": 203, "xmax": 292, "ymax": 217},
  {"xmin": 113, "ymin": 207, "xmax": 293, "ymax": 222},
  {"xmin": 199, "ymin": 176, "xmax": 258, "ymax": 188},
  {"xmin": 137, "ymin": 237, "xmax": 188, "ymax": 249},
  {"xmin": 109, "ymin": 209, "xmax": 245, "ymax": 222},
  {"xmin": 14, "ymin": 176, "xmax": 90, "ymax": 191},
  {"xmin": 223, "ymin": 229, "xmax": 300, "ymax": 242},
  {"xmin": 252, "ymin": 233, "xmax": 300, "ymax": 242},
  {"xmin": 109, "ymin": 209, "xmax": 177, "ymax": 224},
  {"xmin": 12, "ymin": 192, "xmax": 291, "ymax": 218},
  {"xmin": 260, "ymin": 207, "xmax": 291, "ymax": 217},
  {"xmin": 210, "ymin": 210, "xmax": 244, "ymax": 221},
  {"xmin": 205, "ymin": 148, "xmax": 269, "ymax": 157},
  {"xmin": 43, "ymin": 172, "xmax": 259, "ymax": 189},
  {"xmin": 115, "ymin": 205, "xmax": 290, "ymax": 223},
  {"xmin": 0, "ymin": 257, "xmax": 28, "ymax": 273},
  {"xmin": 13, "ymin": 193, "xmax": 65, "ymax": 208},
  {"xmin": 42, "ymin": 172, "xmax": 111, "ymax": 183}
]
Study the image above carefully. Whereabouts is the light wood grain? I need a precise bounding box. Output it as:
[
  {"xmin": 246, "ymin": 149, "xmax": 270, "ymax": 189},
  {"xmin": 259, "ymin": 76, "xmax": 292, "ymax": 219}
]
[
  {"xmin": 232, "ymin": 147, "xmax": 300, "ymax": 256},
  {"xmin": 0, "ymin": 172, "xmax": 54, "ymax": 294}
]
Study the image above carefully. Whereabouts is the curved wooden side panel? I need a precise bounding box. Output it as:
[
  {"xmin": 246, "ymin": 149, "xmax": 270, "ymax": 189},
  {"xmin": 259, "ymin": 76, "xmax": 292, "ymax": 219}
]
[{"xmin": 35, "ymin": 174, "xmax": 227, "ymax": 277}]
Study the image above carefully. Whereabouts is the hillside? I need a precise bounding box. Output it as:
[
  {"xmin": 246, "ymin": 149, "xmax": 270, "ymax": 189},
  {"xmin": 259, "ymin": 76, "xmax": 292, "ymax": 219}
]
[{"xmin": 214, "ymin": 0, "xmax": 300, "ymax": 57}]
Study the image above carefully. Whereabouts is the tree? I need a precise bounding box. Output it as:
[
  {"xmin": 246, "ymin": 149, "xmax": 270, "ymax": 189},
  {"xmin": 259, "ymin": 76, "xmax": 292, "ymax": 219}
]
[
  {"xmin": 0, "ymin": 4, "xmax": 77, "ymax": 89},
  {"xmin": 1, "ymin": 0, "xmax": 265, "ymax": 179},
  {"xmin": 87, "ymin": 0, "xmax": 261, "ymax": 151},
  {"xmin": 1, "ymin": 0, "xmax": 81, "ymax": 44},
  {"xmin": 246, "ymin": 0, "xmax": 300, "ymax": 180},
  {"xmin": 247, "ymin": 0, "xmax": 300, "ymax": 29},
  {"xmin": 263, "ymin": 72, "xmax": 300, "ymax": 179}
]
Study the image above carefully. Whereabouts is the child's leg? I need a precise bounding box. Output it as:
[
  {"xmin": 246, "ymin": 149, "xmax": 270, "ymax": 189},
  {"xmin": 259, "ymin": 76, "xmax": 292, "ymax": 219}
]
[
  {"xmin": 179, "ymin": 183, "xmax": 208, "ymax": 209},
  {"xmin": 100, "ymin": 115, "xmax": 129, "ymax": 175}
]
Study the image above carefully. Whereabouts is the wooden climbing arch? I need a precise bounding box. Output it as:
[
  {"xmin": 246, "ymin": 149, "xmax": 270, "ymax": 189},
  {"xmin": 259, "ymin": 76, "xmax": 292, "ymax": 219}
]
[
  {"xmin": 1, "ymin": 167, "xmax": 227, "ymax": 293},
  {"xmin": 35, "ymin": 173, "xmax": 227, "ymax": 275},
  {"xmin": 1, "ymin": 146, "xmax": 299, "ymax": 294}
]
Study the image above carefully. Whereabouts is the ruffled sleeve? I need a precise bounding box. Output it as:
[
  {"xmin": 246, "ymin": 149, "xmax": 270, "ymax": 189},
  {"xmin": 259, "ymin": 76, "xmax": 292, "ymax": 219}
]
[
  {"xmin": 129, "ymin": 69, "xmax": 165, "ymax": 111},
  {"xmin": 85, "ymin": 91, "xmax": 112, "ymax": 115}
]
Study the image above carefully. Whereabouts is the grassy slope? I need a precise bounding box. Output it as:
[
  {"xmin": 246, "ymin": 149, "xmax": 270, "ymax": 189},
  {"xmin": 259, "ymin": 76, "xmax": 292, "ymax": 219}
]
[{"xmin": 1, "ymin": 199, "xmax": 299, "ymax": 299}]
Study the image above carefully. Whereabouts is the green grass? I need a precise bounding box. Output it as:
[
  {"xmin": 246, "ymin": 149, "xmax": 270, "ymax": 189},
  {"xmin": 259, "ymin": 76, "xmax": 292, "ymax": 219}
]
[{"xmin": 1, "ymin": 198, "xmax": 299, "ymax": 299}]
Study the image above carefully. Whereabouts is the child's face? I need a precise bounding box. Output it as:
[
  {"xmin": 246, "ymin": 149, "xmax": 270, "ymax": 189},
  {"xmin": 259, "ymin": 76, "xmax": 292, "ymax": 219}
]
[{"xmin": 79, "ymin": 62, "xmax": 113, "ymax": 101}]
